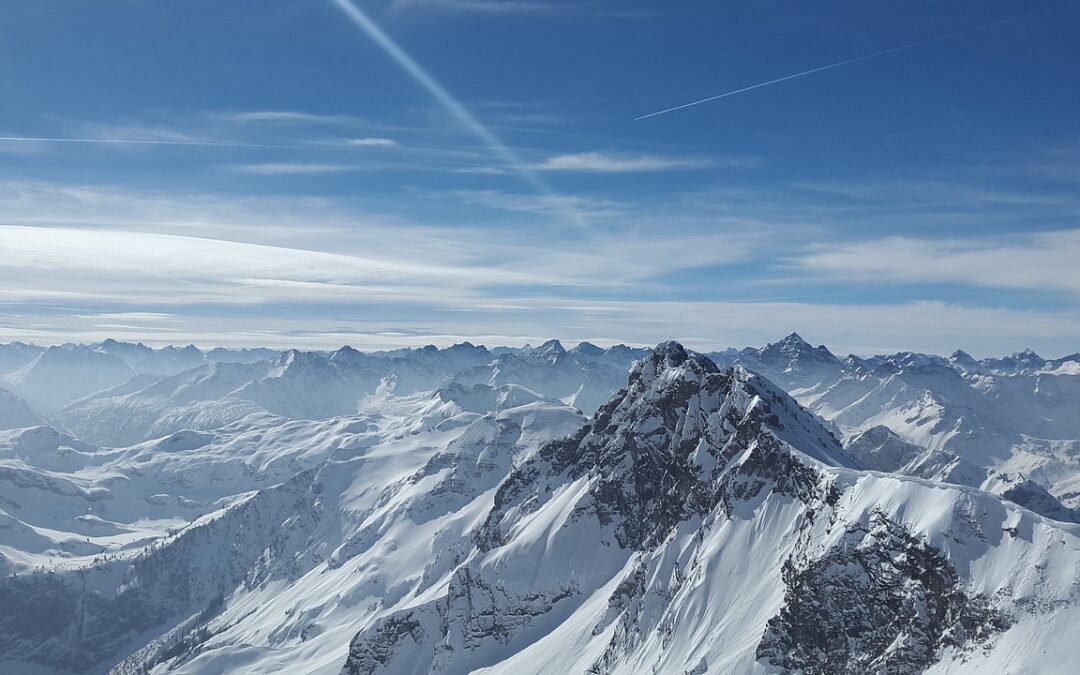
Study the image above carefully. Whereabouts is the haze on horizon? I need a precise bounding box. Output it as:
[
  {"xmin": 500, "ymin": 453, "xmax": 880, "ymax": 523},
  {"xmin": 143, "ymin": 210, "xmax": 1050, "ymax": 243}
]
[{"xmin": 1, "ymin": 0, "xmax": 1078, "ymax": 357}]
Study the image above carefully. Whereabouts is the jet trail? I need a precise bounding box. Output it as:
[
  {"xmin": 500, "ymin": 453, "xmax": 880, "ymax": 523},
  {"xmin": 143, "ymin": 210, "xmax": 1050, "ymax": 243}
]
[
  {"xmin": 635, "ymin": 7, "xmax": 1057, "ymax": 120},
  {"xmin": 328, "ymin": 0, "xmax": 587, "ymax": 227}
]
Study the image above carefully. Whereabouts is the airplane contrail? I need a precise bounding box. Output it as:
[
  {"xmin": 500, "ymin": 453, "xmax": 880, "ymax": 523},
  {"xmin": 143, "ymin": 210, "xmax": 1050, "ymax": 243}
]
[
  {"xmin": 328, "ymin": 0, "xmax": 587, "ymax": 227},
  {"xmin": 635, "ymin": 7, "xmax": 1058, "ymax": 120}
]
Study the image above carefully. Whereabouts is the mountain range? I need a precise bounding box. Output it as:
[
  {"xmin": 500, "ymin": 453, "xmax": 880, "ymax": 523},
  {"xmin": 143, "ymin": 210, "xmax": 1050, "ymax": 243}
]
[{"xmin": 0, "ymin": 336, "xmax": 1078, "ymax": 673}]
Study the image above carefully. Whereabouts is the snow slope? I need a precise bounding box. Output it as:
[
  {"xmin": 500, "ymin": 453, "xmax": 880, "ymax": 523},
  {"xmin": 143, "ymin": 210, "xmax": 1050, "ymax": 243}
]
[
  {"xmin": 3, "ymin": 346, "xmax": 134, "ymax": 411},
  {"xmin": 0, "ymin": 387, "xmax": 44, "ymax": 430},
  {"xmin": 734, "ymin": 335, "xmax": 1080, "ymax": 512}
]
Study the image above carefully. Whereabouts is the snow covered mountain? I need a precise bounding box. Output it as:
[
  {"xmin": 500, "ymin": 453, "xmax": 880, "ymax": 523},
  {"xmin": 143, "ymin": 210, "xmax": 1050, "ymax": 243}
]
[
  {"xmin": 727, "ymin": 334, "xmax": 1080, "ymax": 513},
  {"xmin": 0, "ymin": 342, "xmax": 43, "ymax": 375},
  {"xmin": 722, "ymin": 332, "xmax": 843, "ymax": 389},
  {"xmin": 0, "ymin": 387, "xmax": 44, "ymax": 430},
  {"xmin": 47, "ymin": 342, "xmax": 641, "ymax": 448},
  {"xmin": 2, "ymin": 345, "xmax": 135, "ymax": 411},
  {"xmin": 1, "ymin": 341, "xmax": 1078, "ymax": 674},
  {"xmin": 451, "ymin": 340, "xmax": 631, "ymax": 415},
  {"xmin": 90, "ymin": 339, "xmax": 281, "ymax": 376},
  {"xmin": 52, "ymin": 360, "xmax": 274, "ymax": 447}
]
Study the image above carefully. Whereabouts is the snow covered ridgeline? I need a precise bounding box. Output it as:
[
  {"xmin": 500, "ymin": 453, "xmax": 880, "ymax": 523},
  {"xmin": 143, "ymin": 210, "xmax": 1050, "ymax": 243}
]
[
  {"xmin": 5, "ymin": 334, "xmax": 1080, "ymax": 519},
  {"xmin": 0, "ymin": 383, "xmax": 589, "ymax": 673},
  {"xmin": 0, "ymin": 342, "xmax": 1077, "ymax": 673},
  {"xmin": 342, "ymin": 343, "xmax": 1079, "ymax": 674}
]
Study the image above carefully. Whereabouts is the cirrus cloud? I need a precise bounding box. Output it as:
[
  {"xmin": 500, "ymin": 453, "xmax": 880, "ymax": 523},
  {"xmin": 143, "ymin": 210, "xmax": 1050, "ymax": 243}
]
[
  {"xmin": 794, "ymin": 229, "xmax": 1080, "ymax": 295},
  {"xmin": 532, "ymin": 151, "xmax": 713, "ymax": 173}
]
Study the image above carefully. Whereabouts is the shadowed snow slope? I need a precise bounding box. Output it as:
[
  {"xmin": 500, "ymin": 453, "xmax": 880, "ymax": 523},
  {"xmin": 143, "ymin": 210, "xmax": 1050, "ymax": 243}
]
[
  {"xmin": 0, "ymin": 387, "xmax": 44, "ymax": 430},
  {"xmin": 4, "ymin": 346, "xmax": 134, "ymax": 410}
]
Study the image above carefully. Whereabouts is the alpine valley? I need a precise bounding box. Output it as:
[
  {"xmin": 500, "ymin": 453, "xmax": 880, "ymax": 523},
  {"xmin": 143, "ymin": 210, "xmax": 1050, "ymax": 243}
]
[{"xmin": 1, "ymin": 335, "xmax": 1078, "ymax": 674}]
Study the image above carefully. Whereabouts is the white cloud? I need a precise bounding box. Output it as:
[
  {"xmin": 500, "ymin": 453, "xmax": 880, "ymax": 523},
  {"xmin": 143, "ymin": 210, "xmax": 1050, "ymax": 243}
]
[
  {"xmin": 794, "ymin": 230, "xmax": 1080, "ymax": 295},
  {"xmin": 0, "ymin": 225, "xmax": 553, "ymax": 301},
  {"xmin": 533, "ymin": 152, "xmax": 712, "ymax": 173},
  {"xmin": 2, "ymin": 180, "xmax": 1078, "ymax": 356},
  {"xmin": 215, "ymin": 111, "xmax": 361, "ymax": 125},
  {"xmin": 227, "ymin": 163, "xmax": 360, "ymax": 175},
  {"xmin": 74, "ymin": 123, "xmax": 202, "ymax": 144},
  {"xmin": 442, "ymin": 189, "xmax": 628, "ymax": 219},
  {"xmin": 454, "ymin": 166, "xmax": 508, "ymax": 175},
  {"xmin": 346, "ymin": 137, "xmax": 399, "ymax": 147}
]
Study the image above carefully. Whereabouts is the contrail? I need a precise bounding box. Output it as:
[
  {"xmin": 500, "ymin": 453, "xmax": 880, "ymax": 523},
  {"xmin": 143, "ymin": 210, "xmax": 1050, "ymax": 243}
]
[
  {"xmin": 328, "ymin": 0, "xmax": 586, "ymax": 226},
  {"xmin": 635, "ymin": 7, "xmax": 1058, "ymax": 120}
]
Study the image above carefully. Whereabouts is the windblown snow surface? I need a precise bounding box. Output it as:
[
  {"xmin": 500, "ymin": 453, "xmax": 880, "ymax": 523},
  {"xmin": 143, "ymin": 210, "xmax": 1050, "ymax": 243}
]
[{"xmin": 0, "ymin": 339, "xmax": 1077, "ymax": 674}]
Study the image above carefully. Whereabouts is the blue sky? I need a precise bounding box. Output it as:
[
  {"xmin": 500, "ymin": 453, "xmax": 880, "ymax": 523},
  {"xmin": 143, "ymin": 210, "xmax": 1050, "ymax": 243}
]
[{"xmin": 1, "ymin": 0, "xmax": 1078, "ymax": 356}]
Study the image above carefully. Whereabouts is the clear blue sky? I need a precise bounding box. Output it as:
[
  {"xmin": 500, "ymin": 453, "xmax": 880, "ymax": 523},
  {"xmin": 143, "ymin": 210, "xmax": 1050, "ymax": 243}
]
[{"xmin": 1, "ymin": 0, "xmax": 1078, "ymax": 356}]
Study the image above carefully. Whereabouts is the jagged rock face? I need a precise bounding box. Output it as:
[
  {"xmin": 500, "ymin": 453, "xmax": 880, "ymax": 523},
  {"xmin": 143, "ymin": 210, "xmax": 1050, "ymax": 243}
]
[
  {"xmin": 342, "ymin": 613, "xmax": 426, "ymax": 675},
  {"xmin": 758, "ymin": 514, "xmax": 1007, "ymax": 674},
  {"xmin": 483, "ymin": 342, "xmax": 847, "ymax": 550}
]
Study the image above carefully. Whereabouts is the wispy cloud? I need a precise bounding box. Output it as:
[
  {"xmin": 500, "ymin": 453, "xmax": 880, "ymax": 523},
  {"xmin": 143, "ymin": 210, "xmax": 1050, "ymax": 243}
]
[
  {"xmin": 7, "ymin": 289, "xmax": 1080, "ymax": 357},
  {"xmin": 1, "ymin": 180, "xmax": 1078, "ymax": 356},
  {"xmin": 793, "ymin": 230, "xmax": 1080, "ymax": 295},
  {"xmin": 345, "ymin": 137, "xmax": 400, "ymax": 147},
  {"xmin": 454, "ymin": 166, "xmax": 508, "ymax": 175},
  {"xmin": 532, "ymin": 151, "xmax": 713, "ymax": 173},
  {"xmin": 75, "ymin": 122, "xmax": 203, "ymax": 144},
  {"xmin": 0, "ymin": 135, "xmax": 301, "ymax": 151},
  {"xmin": 227, "ymin": 163, "xmax": 361, "ymax": 175},
  {"xmin": 214, "ymin": 110, "xmax": 363, "ymax": 125},
  {"xmin": 441, "ymin": 189, "xmax": 627, "ymax": 218}
]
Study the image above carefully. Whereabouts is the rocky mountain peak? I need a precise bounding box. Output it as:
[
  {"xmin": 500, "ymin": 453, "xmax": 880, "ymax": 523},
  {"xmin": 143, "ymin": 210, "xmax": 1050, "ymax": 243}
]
[
  {"xmin": 569, "ymin": 341, "xmax": 605, "ymax": 357},
  {"xmin": 446, "ymin": 341, "xmax": 488, "ymax": 355},
  {"xmin": 744, "ymin": 333, "xmax": 841, "ymax": 377},
  {"xmin": 484, "ymin": 342, "xmax": 846, "ymax": 550},
  {"xmin": 780, "ymin": 331, "xmax": 809, "ymax": 346},
  {"xmin": 949, "ymin": 349, "xmax": 980, "ymax": 369},
  {"xmin": 273, "ymin": 349, "xmax": 329, "ymax": 375},
  {"xmin": 534, "ymin": 338, "xmax": 565, "ymax": 356},
  {"xmin": 329, "ymin": 345, "xmax": 367, "ymax": 366},
  {"xmin": 629, "ymin": 340, "xmax": 718, "ymax": 385}
]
